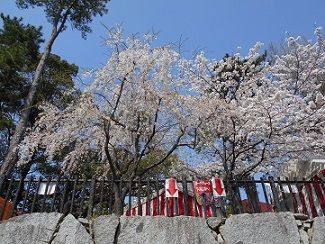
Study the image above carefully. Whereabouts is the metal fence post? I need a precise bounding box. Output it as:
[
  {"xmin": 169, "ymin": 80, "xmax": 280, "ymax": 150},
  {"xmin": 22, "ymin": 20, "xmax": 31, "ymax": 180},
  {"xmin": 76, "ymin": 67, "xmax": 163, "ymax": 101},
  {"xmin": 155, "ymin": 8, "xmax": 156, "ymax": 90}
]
[
  {"xmin": 277, "ymin": 177, "xmax": 290, "ymax": 211},
  {"xmin": 70, "ymin": 177, "xmax": 78, "ymax": 214},
  {"xmin": 155, "ymin": 179, "xmax": 160, "ymax": 215},
  {"xmin": 87, "ymin": 176, "xmax": 96, "ymax": 218},
  {"xmin": 40, "ymin": 177, "xmax": 51, "ymax": 212},
  {"xmin": 31, "ymin": 177, "xmax": 42, "ymax": 213},
  {"xmin": 11, "ymin": 177, "xmax": 24, "ymax": 217},
  {"xmin": 137, "ymin": 178, "xmax": 142, "ymax": 216},
  {"xmin": 182, "ymin": 175, "xmax": 189, "ymax": 216},
  {"xmin": 269, "ymin": 177, "xmax": 281, "ymax": 212}
]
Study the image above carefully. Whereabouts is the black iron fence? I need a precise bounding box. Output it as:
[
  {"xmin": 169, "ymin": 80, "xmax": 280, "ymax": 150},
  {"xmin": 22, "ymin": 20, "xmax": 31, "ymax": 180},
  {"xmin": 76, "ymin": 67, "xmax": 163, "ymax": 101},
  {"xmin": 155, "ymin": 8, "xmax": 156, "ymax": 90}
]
[{"xmin": 0, "ymin": 176, "xmax": 324, "ymax": 221}]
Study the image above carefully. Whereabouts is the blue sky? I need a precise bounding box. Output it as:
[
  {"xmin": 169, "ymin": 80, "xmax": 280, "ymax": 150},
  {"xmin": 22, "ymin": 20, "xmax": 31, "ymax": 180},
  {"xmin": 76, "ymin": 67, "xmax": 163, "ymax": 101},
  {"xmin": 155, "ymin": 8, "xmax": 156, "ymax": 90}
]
[{"xmin": 1, "ymin": 0, "xmax": 324, "ymax": 73}]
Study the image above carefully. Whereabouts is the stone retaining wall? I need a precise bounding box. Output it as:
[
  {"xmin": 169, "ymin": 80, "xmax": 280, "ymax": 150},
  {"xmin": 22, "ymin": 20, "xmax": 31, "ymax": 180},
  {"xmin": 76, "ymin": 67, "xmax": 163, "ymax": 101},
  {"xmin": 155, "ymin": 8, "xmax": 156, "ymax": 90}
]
[{"xmin": 0, "ymin": 212, "xmax": 324, "ymax": 243}]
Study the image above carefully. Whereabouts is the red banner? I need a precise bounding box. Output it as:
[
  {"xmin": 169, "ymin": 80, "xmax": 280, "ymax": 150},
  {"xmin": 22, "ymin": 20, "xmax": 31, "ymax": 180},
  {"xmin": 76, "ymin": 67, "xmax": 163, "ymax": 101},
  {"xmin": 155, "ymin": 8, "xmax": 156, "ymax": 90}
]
[{"xmin": 193, "ymin": 180, "xmax": 213, "ymax": 205}]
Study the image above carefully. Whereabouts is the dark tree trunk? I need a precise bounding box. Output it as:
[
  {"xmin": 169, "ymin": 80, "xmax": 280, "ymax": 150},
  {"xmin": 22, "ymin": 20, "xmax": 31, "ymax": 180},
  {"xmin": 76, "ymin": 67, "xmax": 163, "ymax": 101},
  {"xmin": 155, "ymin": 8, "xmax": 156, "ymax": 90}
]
[
  {"xmin": 224, "ymin": 174, "xmax": 242, "ymax": 214},
  {"xmin": 0, "ymin": 28, "xmax": 59, "ymax": 191},
  {"xmin": 113, "ymin": 181, "xmax": 125, "ymax": 216}
]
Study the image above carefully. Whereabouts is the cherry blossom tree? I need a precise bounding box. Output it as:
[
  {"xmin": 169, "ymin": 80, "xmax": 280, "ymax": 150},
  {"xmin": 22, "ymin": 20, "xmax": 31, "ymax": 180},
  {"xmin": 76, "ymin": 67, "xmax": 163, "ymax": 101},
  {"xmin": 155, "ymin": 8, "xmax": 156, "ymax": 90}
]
[
  {"xmin": 0, "ymin": 0, "xmax": 110, "ymax": 191},
  {"xmin": 16, "ymin": 27, "xmax": 325, "ymax": 214},
  {"xmin": 180, "ymin": 28, "xmax": 325, "ymax": 183},
  {"xmin": 17, "ymin": 29, "xmax": 199, "ymax": 214}
]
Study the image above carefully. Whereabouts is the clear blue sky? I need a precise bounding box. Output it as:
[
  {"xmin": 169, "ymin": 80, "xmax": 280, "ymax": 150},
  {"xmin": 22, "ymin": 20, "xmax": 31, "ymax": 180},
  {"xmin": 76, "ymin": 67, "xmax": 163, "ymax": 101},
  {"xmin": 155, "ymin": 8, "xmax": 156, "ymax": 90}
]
[{"xmin": 1, "ymin": 0, "xmax": 324, "ymax": 73}]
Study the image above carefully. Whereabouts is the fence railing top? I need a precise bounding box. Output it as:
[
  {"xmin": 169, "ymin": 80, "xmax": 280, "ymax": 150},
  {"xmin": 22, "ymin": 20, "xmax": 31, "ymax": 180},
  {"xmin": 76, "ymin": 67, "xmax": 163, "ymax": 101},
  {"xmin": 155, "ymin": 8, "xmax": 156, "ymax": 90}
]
[{"xmin": 3, "ymin": 178, "xmax": 324, "ymax": 184}]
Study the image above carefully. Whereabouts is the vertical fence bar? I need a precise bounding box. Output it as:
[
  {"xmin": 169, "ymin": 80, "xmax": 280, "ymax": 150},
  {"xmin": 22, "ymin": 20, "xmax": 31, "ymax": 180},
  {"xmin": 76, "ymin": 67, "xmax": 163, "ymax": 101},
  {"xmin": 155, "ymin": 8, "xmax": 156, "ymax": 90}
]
[
  {"xmin": 295, "ymin": 178, "xmax": 307, "ymax": 215},
  {"xmin": 312, "ymin": 179, "xmax": 325, "ymax": 216},
  {"xmin": 193, "ymin": 180, "xmax": 198, "ymax": 217},
  {"xmin": 60, "ymin": 178, "xmax": 70, "ymax": 213},
  {"xmin": 77, "ymin": 177, "xmax": 88, "ymax": 218},
  {"xmin": 182, "ymin": 176, "xmax": 189, "ymax": 216},
  {"xmin": 31, "ymin": 177, "xmax": 42, "ymax": 213},
  {"xmin": 233, "ymin": 179, "xmax": 243, "ymax": 214},
  {"xmin": 260, "ymin": 177, "xmax": 270, "ymax": 205},
  {"xmin": 50, "ymin": 176, "xmax": 61, "ymax": 212},
  {"xmin": 252, "ymin": 177, "xmax": 261, "ymax": 213},
  {"xmin": 166, "ymin": 197, "xmax": 170, "ymax": 217},
  {"xmin": 137, "ymin": 179, "xmax": 142, "ymax": 216},
  {"xmin": 286, "ymin": 177, "xmax": 298, "ymax": 213},
  {"xmin": 0, "ymin": 176, "xmax": 14, "ymax": 220},
  {"xmin": 70, "ymin": 177, "xmax": 78, "ymax": 214},
  {"xmin": 210, "ymin": 198, "xmax": 217, "ymax": 218},
  {"xmin": 99, "ymin": 180, "xmax": 104, "ymax": 211},
  {"xmin": 87, "ymin": 176, "xmax": 96, "ymax": 218},
  {"xmin": 118, "ymin": 179, "xmax": 123, "ymax": 215},
  {"xmin": 247, "ymin": 177, "xmax": 261, "ymax": 213},
  {"xmin": 319, "ymin": 178, "xmax": 325, "ymax": 215},
  {"xmin": 22, "ymin": 177, "xmax": 33, "ymax": 214},
  {"xmin": 108, "ymin": 177, "xmax": 113, "ymax": 214},
  {"xmin": 155, "ymin": 179, "xmax": 160, "ymax": 215},
  {"xmin": 303, "ymin": 178, "xmax": 317, "ymax": 218},
  {"xmin": 40, "ymin": 178, "xmax": 51, "ymax": 212},
  {"xmin": 269, "ymin": 177, "xmax": 281, "ymax": 212},
  {"xmin": 319, "ymin": 178, "xmax": 325, "ymax": 195},
  {"xmin": 11, "ymin": 177, "xmax": 25, "ymax": 217},
  {"xmin": 127, "ymin": 180, "xmax": 132, "ymax": 216},
  {"xmin": 277, "ymin": 177, "xmax": 290, "ymax": 211},
  {"xmin": 146, "ymin": 180, "xmax": 151, "ymax": 216}
]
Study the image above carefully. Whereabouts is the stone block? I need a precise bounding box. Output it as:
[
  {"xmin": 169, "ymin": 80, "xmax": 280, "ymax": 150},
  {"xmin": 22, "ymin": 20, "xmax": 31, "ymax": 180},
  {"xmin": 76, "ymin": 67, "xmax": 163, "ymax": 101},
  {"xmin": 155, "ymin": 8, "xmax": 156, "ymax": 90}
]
[
  {"xmin": 118, "ymin": 216, "xmax": 217, "ymax": 244},
  {"xmin": 52, "ymin": 214, "xmax": 93, "ymax": 244},
  {"xmin": 311, "ymin": 216, "xmax": 325, "ymax": 244},
  {"xmin": 220, "ymin": 212, "xmax": 300, "ymax": 244},
  {"xmin": 0, "ymin": 212, "xmax": 62, "ymax": 244},
  {"xmin": 93, "ymin": 214, "xmax": 120, "ymax": 244}
]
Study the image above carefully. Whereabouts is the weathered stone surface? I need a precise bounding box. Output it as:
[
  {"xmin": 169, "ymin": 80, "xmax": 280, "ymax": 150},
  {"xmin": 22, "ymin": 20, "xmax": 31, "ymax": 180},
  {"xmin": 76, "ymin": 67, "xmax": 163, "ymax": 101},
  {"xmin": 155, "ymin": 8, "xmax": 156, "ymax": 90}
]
[
  {"xmin": 93, "ymin": 215, "xmax": 120, "ymax": 244},
  {"xmin": 78, "ymin": 217, "xmax": 90, "ymax": 227},
  {"xmin": 303, "ymin": 222, "xmax": 311, "ymax": 230},
  {"xmin": 220, "ymin": 212, "xmax": 300, "ymax": 244},
  {"xmin": 52, "ymin": 214, "xmax": 93, "ymax": 244},
  {"xmin": 206, "ymin": 217, "xmax": 225, "ymax": 230},
  {"xmin": 299, "ymin": 229, "xmax": 309, "ymax": 244},
  {"xmin": 0, "ymin": 212, "xmax": 62, "ymax": 244},
  {"xmin": 118, "ymin": 216, "xmax": 217, "ymax": 244},
  {"xmin": 296, "ymin": 219, "xmax": 303, "ymax": 227},
  {"xmin": 217, "ymin": 234, "xmax": 225, "ymax": 244},
  {"xmin": 311, "ymin": 216, "xmax": 325, "ymax": 244}
]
